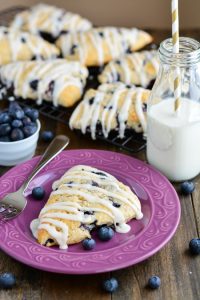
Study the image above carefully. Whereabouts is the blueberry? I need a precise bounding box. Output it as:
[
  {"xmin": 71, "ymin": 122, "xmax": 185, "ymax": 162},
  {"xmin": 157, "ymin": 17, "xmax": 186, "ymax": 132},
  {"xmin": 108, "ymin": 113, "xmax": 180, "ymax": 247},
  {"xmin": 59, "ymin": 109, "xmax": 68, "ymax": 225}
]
[
  {"xmin": 29, "ymin": 79, "xmax": 39, "ymax": 91},
  {"xmin": 41, "ymin": 131, "xmax": 54, "ymax": 142},
  {"xmin": 10, "ymin": 128, "xmax": 24, "ymax": 141},
  {"xmin": 180, "ymin": 181, "xmax": 195, "ymax": 195},
  {"xmin": 0, "ymin": 112, "xmax": 11, "ymax": 124},
  {"xmin": 0, "ymin": 272, "xmax": 16, "ymax": 289},
  {"xmin": 9, "ymin": 102, "xmax": 24, "ymax": 119},
  {"xmin": 25, "ymin": 109, "xmax": 39, "ymax": 121},
  {"xmin": 11, "ymin": 119, "xmax": 23, "ymax": 128},
  {"xmin": 0, "ymin": 136, "xmax": 10, "ymax": 142},
  {"xmin": 23, "ymin": 124, "xmax": 37, "ymax": 137},
  {"xmin": 23, "ymin": 107, "xmax": 32, "ymax": 116},
  {"xmin": 189, "ymin": 238, "xmax": 200, "ymax": 255},
  {"xmin": 82, "ymin": 238, "xmax": 96, "ymax": 250},
  {"xmin": 148, "ymin": 276, "xmax": 161, "ymax": 289},
  {"xmin": 22, "ymin": 116, "xmax": 32, "ymax": 126},
  {"xmin": 98, "ymin": 226, "xmax": 114, "ymax": 241},
  {"xmin": 0, "ymin": 123, "xmax": 11, "ymax": 136},
  {"xmin": 102, "ymin": 278, "xmax": 118, "ymax": 293},
  {"xmin": 32, "ymin": 186, "xmax": 45, "ymax": 200}
]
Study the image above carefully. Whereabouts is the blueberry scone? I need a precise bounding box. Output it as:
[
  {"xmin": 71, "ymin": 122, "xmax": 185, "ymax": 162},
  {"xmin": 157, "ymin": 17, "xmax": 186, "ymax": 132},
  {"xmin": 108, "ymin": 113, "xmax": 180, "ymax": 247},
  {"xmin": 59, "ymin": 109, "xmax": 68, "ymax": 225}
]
[
  {"xmin": 11, "ymin": 3, "xmax": 92, "ymax": 41},
  {"xmin": 98, "ymin": 50, "xmax": 159, "ymax": 88},
  {"xmin": 0, "ymin": 59, "xmax": 88, "ymax": 107},
  {"xmin": 56, "ymin": 27, "xmax": 153, "ymax": 67},
  {"xmin": 0, "ymin": 26, "xmax": 59, "ymax": 65},
  {"xmin": 30, "ymin": 165, "xmax": 143, "ymax": 249},
  {"xmin": 70, "ymin": 82, "xmax": 150, "ymax": 139}
]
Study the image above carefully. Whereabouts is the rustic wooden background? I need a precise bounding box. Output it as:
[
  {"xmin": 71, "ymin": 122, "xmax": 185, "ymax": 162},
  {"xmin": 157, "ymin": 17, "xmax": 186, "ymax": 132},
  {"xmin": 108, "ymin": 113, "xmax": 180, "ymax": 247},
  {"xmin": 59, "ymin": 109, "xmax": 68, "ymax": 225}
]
[{"xmin": 0, "ymin": 8, "xmax": 199, "ymax": 299}]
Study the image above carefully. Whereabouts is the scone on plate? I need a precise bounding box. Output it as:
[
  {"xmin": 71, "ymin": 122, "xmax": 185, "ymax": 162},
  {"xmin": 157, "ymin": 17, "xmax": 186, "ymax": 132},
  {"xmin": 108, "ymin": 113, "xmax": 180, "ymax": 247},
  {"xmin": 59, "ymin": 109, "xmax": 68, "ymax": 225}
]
[
  {"xmin": 56, "ymin": 27, "xmax": 153, "ymax": 67},
  {"xmin": 30, "ymin": 165, "xmax": 143, "ymax": 249},
  {"xmin": 69, "ymin": 82, "xmax": 150, "ymax": 139},
  {"xmin": 10, "ymin": 3, "xmax": 92, "ymax": 41},
  {"xmin": 0, "ymin": 59, "xmax": 88, "ymax": 107},
  {"xmin": 0, "ymin": 26, "xmax": 59, "ymax": 65},
  {"xmin": 98, "ymin": 50, "xmax": 159, "ymax": 88}
]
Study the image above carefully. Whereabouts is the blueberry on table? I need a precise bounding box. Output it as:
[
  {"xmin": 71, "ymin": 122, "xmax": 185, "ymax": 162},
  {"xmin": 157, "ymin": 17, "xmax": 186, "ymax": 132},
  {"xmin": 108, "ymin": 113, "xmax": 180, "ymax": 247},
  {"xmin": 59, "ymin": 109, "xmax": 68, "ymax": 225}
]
[
  {"xmin": 10, "ymin": 128, "xmax": 24, "ymax": 141},
  {"xmin": 102, "ymin": 278, "xmax": 119, "ymax": 293},
  {"xmin": 23, "ymin": 124, "xmax": 37, "ymax": 137},
  {"xmin": 11, "ymin": 119, "xmax": 23, "ymax": 128},
  {"xmin": 148, "ymin": 276, "xmax": 161, "ymax": 289},
  {"xmin": 0, "ymin": 272, "xmax": 16, "ymax": 289},
  {"xmin": 82, "ymin": 238, "xmax": 96, "ymax": 250},
  {"xmin": 0, "ymin": 112, "xmax": 11, "ymax": 124},
  {"xmin": 25, "ymin": 108, "xmax": 39, "ymax": 121},
  {"xmin": 22, "ymin": 116, "xmax": 32, "ymax": 126},
  {"xmin": 0, "ymin": 123, "xmax": 11, "ymax": 136},
  {"xmin": 98, "ymin": 226, "xmax": 114, "ymax": 241},
  {"xmin": 189, "ymin": 238, "xmax": 200, "ymax": 255},
  {"xmin": 32, "ymin": 187, "xmax": 45, "ymax": 200},
  {"xmin": 180, "ymin": 181, "xmax": 195, "ymax": 195},
  {"xmin": 41, "ymin": 130, "xmax": 54, "ymax": 142}
]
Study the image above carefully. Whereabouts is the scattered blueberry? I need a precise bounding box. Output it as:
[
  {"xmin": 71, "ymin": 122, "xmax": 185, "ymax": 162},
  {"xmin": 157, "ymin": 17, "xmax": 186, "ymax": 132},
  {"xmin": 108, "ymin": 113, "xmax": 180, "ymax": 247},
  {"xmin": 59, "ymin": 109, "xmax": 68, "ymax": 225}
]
[
  {"xmin": 82, "ymin": 238, "xmax": 96, "ymax": 250},
  {"xmin": 0, "ymin": 272, "xmax": 16, "ymax": 289},
  {"xmin": 148, "ymin": 276, "xmax": 161, "ymax": 289},
  {"xmin": 23, "ymin": 124, "xmax": 37, "ymax": 137},
  {"xmin": 25, "ymin": 108, "xmax": 39, "ymax": 121},
  {"xmin": 180, "ymin": 181, "xmax": 195, "ymax": 195},
  {"xmin": 98, "ymin": 226, "xmax": 114, "ymax": 241},
  {"xmin": 102, "ymin": 278, "xmax": 118, "ymax": 293},
  {"xmin": 11, "ymin": 119, "xmax": 23, "ymax": 128},
  {"xmin": 0, "ymin": 112, "xmax": 11, "ymax": 124},
  {"xmin": 0, "ymin": 123, "xmax": 11, "ymax": 136},
  {"xmin": 41, "ymin": 130, "xmax": 54, "ymax": 142},
  {"xmin": 10, "ymin": 128, "xmax": 24, "ymax": 141},
  {"xmin": 32, "ymin": 186, "xmax": 45, "ymax": 200},
  {"xmin": 189, "ymin": 238, "xmax": 200, "ymax": 255},
  {"xmin": 22, "ymin": 116, "xmax": 32, "ymax": 126}
]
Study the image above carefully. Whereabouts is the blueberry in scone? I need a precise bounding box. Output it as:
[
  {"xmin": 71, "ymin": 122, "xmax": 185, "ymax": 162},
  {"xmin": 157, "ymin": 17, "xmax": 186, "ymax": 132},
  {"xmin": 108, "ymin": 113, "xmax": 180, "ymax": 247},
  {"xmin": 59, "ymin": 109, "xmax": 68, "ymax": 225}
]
[
  {"xmin": 30, "ymin": 165, "xmax": 143, "ymax": 249},
  {"xmin": 0, "ymin": 26, "xmax": 59, "ymax": 65},
  {"xmin": 0, "ymin": 59, "xmax": 88, "ymax": 107},
  {"xmin": 10, "ymin": 3, "xmax": 92, "ymax": 41},
  {"xmin": 69, "ymin": 82, "xmax": 150, "ymax": 139},
  {"xmin": 56, "ymin": 27, "xmax": 153, "ymax": 67}
]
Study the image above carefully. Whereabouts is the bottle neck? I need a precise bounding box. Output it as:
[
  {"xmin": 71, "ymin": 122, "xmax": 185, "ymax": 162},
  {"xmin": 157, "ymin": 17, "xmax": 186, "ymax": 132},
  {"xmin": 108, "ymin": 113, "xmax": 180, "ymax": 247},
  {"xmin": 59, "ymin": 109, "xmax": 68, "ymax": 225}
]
[{"xmin": 159, "ymin": 37, "xmax": 200, "ymax": 67}]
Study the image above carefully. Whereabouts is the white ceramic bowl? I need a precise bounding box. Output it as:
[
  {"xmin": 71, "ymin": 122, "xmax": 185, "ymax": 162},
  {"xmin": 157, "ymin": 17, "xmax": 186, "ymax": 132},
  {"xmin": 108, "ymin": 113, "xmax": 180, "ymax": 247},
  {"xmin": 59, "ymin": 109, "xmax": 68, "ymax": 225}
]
[{"xmin": 0, "ymin": 120, "xmax": 41, "ymax": 166}]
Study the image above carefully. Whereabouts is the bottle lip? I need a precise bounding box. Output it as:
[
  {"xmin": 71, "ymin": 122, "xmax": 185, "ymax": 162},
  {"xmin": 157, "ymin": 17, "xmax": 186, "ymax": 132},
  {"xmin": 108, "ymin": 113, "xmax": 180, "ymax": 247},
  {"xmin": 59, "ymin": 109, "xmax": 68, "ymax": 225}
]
[{"xmin": 159, "ymin": 37, "xmax": 200, "ymax": 66}]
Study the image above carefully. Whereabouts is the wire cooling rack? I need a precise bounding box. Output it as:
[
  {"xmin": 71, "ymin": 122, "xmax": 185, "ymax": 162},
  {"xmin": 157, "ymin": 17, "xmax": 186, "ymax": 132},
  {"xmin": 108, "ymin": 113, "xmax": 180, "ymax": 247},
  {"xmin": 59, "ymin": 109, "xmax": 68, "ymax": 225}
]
[{"xmin": 0, "ymin": 6, "xmax": 146, "ymax": 153}]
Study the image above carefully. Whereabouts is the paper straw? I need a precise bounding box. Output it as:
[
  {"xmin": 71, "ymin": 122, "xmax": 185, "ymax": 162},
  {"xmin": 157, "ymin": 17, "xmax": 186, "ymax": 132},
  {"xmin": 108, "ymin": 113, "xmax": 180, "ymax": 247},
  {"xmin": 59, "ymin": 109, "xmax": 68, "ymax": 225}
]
[{"xmin": 172, "ymin": 0, "xmax": 181, "ymax": 111}]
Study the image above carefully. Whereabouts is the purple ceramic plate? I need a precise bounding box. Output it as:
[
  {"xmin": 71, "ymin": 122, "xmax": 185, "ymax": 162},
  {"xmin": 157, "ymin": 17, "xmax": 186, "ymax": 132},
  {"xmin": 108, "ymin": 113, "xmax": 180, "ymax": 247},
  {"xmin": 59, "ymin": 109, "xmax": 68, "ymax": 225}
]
[{"xmin": 0, "ymin": 150, "xmax": 181, "ymax": 274}]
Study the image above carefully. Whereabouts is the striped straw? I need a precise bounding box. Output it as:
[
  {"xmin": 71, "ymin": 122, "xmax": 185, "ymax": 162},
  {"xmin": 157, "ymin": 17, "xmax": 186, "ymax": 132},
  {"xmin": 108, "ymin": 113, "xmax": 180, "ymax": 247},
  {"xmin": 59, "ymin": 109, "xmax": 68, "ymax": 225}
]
[{"xmin": 172, "ymin": 0, "xmax": 181, "ymax": 111}]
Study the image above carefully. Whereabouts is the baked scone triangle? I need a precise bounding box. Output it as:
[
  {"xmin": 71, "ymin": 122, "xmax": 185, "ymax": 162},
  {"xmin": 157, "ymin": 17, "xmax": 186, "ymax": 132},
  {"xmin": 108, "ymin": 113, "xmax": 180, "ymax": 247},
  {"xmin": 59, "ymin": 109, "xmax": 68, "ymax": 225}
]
[
  {"xmin": 70, "ymin": 82, "xmax": 150, "ymax": 139},
  {"xmin": 0, "ymin": 59, "xmax": 88, "ymax": 107},
  {"xmin": 98, "ymin": 50, "xmax": 159, "ymax": 88},
  {"xmin": 0, "ymin": 26, "xmax": 60, "ymax": 65},
  {"xmin": 56, "ymin": 27, "xmax": 153, "ymax": 67},
  {"xmin": 10, "ymin": 3, "xmax": 92, "ymax": 40},
  {"xmin": 30, "ymin": 165, "xmax": 143, "ymax": 249}
]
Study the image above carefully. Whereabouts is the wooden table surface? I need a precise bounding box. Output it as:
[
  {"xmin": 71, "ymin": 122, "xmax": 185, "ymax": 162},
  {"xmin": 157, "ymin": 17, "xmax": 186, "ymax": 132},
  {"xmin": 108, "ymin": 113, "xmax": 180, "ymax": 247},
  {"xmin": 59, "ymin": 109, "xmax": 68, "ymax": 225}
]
[{"xmin": 0, "ymin": 28, "xmax": 200, "ymax": 300}]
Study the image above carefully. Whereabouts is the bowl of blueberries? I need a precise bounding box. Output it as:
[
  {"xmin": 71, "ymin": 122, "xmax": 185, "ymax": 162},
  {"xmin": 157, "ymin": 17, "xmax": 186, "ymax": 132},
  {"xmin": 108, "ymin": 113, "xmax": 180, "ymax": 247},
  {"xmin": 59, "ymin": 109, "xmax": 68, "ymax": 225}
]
[{"xmin": 0, "ymin": 101, "xmax": 40, "ymax": 166}]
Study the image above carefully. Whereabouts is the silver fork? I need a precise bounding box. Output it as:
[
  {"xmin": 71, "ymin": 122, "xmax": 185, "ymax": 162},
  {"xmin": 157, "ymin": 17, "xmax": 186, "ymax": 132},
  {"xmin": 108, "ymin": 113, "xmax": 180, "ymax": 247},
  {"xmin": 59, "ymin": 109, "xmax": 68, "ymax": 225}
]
[{"xmin": 0, "ymin": 135, "xmax": 69, "ymax": 222}]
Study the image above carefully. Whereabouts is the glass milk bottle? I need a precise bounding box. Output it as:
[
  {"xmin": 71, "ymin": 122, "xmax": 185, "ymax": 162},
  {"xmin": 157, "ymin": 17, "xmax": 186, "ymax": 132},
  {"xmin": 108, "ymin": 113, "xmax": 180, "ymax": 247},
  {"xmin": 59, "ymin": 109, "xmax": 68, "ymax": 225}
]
[{"xmin": 147, "ymin": 37, "xmax": 200, "ymax": 181}]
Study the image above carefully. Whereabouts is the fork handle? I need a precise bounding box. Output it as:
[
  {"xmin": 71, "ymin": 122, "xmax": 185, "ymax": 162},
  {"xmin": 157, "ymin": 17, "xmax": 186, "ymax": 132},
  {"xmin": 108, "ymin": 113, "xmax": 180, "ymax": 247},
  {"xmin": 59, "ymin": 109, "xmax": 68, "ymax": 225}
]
[{"xmin": 21, "ymin": 135, "xmax": 70, "ymax": 192}]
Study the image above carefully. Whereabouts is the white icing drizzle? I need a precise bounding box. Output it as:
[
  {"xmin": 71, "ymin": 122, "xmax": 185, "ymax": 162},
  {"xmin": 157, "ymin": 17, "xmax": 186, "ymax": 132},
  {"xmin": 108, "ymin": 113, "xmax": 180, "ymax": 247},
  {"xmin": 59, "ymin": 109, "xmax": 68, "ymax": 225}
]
[
  {"xmin": 0, "ymin": 59, "xmax": 88, "ymax": 106},
  {"xmin": 0, "ymin": 26, "xmax": 58, "ymax": 65},
  {"xmin": 11, "ymin": 3, "xmax": 92, "ymax": 37},
  {"xmin": 70, "ymin": 83, "xmax": 149, "ymax": 138},
  {"xmin": 30, "ymin": 165, "xmax": 143, "ymax": 249}
]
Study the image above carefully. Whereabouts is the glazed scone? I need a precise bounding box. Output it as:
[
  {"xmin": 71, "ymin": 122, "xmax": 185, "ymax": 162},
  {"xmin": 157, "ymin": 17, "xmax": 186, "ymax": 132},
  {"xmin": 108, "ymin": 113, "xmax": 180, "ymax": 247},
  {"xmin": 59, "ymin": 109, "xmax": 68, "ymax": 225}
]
[
  {"xmin": 0, "ymin": 26, "xmax": 60, "ymax": 65},
  {"xmin": 98, "ymin": 50, "xmax": 159, "ymax": 88},
  {"xmin": 56, "ymin": 27, "xmax": 153, "ymax": 67},
  {"xmin": 11, "ymin": 3, "xmax": 92, "ymax": 40},
  {"xmin": 0, "ymin": 59, "xmax": 88, "ymax": 107},
  {"xmin": 30, "ymin": 165, "xmax": 143, "ymax": 248},
  {"xmin": 69, "ymin": 82, "xmax": 150, "ymax": 139}
]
